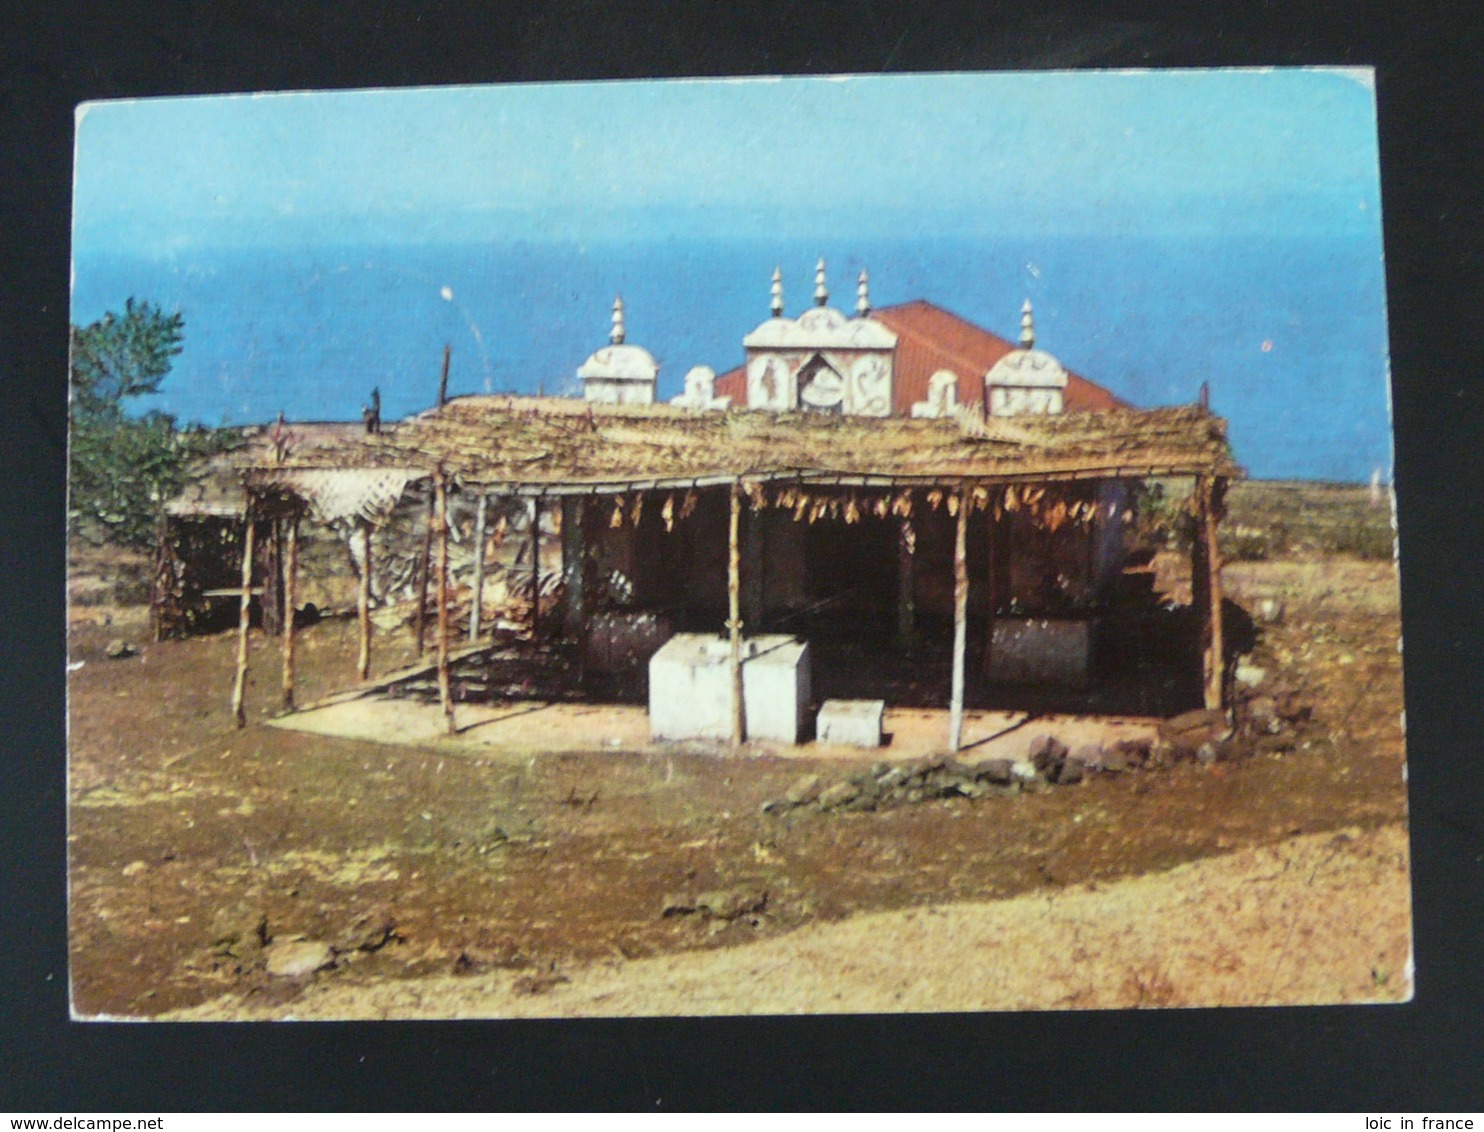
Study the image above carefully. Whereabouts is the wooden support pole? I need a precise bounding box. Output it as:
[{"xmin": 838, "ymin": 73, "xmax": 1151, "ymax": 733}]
[
  {"xmin": 528, "ymin": 497, "xmax": 541, "ymax": 638},
  {"xmin": 230, "ymin": 501, "xmax": 256, "ymax": 729},
  {"xmin": 561, "ymin": 497, "xmax": 587, "ymax": 639},
  {"xmin": 356, "ymin": 523, "xmax": 373, "ymax": 681},
  {"xmin": 437, "ymin": 343, "xmax": 451, "ymax": 408},
  {"xmin": 414, "ymin": 490, "xmax": 435, "ymax": 656},
  {"xmin": 728, "ymin": 481, "xmax": 744, "ymax": 746},
  {"xmin": 896, "ymin": 517, "xmax": 915, "ymax": 650},
  {"xmin": 1197, "ymin": 475, "xmax": 1227, "ymax": 710},
  {"xmin": 468, "ymin": 491, "xmax": 487, "ymax": 640},
  {"xmin": 948, "ymin": 482, "xmax": 971, "ymax": 753},
  {"xmin": 280, "ymin": 511, "xmax": 300, "ymax": 710},
  {"xmin": 982, "ymin": 501, "xmax": 998, "ymax": 678},
  {"xmin": 435, "ymin": 469, "xmax": 456, "ymax": 735}
]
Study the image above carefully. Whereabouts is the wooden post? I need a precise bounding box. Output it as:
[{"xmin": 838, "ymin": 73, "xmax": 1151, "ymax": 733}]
[
  {"xmin": 356, "ymin": 522, "xmax": 373, "ymax": 680},
  {"xmin": 561, "ymin": 497, "xmax": 587, "ymax": 639},
  {"xmin": 230, "ymin": 500, "xmax": 256, "ymax": 729},
  {"xmin": 728, "ymin": 482, "xmax": 744, "ymax": 746},
  {"xmin": 413, "ymin": 490, "xmax": 435, "ymax": 656},
  {"xmin": 948, "ymin": 482, "xmax": 971, "ymax": 753},
  {"xmin": 437, "ymin": 343, "xmax": 451, "ymax": 408},
  {"xmin": 896, "ymin": 516, "xmax": 915, "ymax": 650},
  {"xmin": 1195, "ymin": 475, "xmax": 1227, "ymax": 710},
  {"xmin": 982, "ymin": 497, "xmax": 1000, "ymax": 678},
  {"xmin": 435, "ymin": 469, "xmax": 456, "ymax": 734},
  {"xmin": 528, "ymin": 497, "xmax": 541, "ymax": 638},
  {"xmin": 468, "ymin": 491, "xmax": 488, "ymax": 640},
  {"xmin": 280, "ymin": 511, "xmax": 300, "ymax": 710}
]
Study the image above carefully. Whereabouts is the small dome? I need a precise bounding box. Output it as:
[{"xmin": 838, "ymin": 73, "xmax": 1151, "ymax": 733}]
[
  {"xmin": 986, "ymin": 348, "xmax": 1067, "ymax": 389},
  {"xmin": 577, "ymin": 343, "xmax": 659, "ymax": 381},
  {"xmin": 742, "ymin": 307, "xmax": 897, "ymax": 350}
]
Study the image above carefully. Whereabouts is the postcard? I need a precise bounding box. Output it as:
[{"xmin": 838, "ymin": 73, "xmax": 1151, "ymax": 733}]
[{"xmin": 67, "ymin": 70, "xmax": 1408, "ymax": 1019}]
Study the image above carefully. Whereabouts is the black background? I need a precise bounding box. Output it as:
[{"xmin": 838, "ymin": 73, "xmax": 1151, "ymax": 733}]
[{"xmin": 3, "ymin": 0, "xmax": 1481, "ymax": 1111}]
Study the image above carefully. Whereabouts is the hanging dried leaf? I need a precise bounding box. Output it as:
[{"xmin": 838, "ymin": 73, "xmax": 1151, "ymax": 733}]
[
  {"xmin": 1121, "ymin": 509, "xmax": 1134, "ymax": 523},
  {"xmin": 630, "ymin": 494, "xmax": 644, "ymax": 526},
  {"xmin": 873, "ymin": 495, "xmax": 890, "ymax": 518},
  {"xmin": 1047, "ymin": 500, "xmax": 1068, "ymax": 532},
  {"xmin": 745, "ymin": 480, "xmax": 767, "ymax": 511},
  {"xmin": 890, "ymin": 491, "xmax": 913, "ymax": 517},
  {"xmin": 680, "ymin": 490, "xmax": 698, "ymax": 520},
  {"xmin": 972, "ymin": 485, "xmax": 990, "ymax": 510},
  {"xmin": 926, "ymin": 489, "xmax": 944, "ymax": 510},
  {"xmin": 1025, "ymin": 487, "xmax": 1046, "ymax": 507},
  {"xmin": 903, "ymin": 524, "xmax": 917, "ymax": 555},
  {"xmin": 1005, "ymin": 486, "xmax": 1019, "ymax": 512},
  {"xmin": 792, "ymin": 496, "xmax": 809, "ymax": 522},
  {"xmin": 844, "ymin": 496, "xmax": 860, "ymax": 524},
  {"xmin": 610, "ymin": 497, "xmax": 626, "ymax": 528},
  {"xmin": 662, "ymin": 494, "xmax": 675, "ymax": 532},
  {"xmin": 947, "ymin": 493, "xmax": 960, "ymax": 518}
]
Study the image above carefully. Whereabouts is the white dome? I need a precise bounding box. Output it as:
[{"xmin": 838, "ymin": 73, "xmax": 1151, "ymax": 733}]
[
  {"xmin": 577, "ymin": 343, "xmax": 659, "ymax": 382},
  {"xmin": 986, "ymin": 348, "xmax": 1067, "ymax": 389},
  {"xmin": 742, "ymin": 307, "xmax": 897, "ymax": 350}
]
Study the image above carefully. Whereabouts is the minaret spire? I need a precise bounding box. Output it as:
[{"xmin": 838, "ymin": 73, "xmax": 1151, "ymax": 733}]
[
  {"xmin": 1019, "ymin": 298, "xmax": 1035, "ymax": 349},
  {"xmin": 611, "ymin": 295, "xmax": 626, "ymax": 345},
  {"xmin": 814, "ymin": 258, "xmax": 828, "ymax": 307},
  {"xmin": 770, "ymin": 266, "xmax": 783, "ymax": 317},
  {"xmin": 856, "ymin": 269, "xmax": 871, "ymax": 317}
]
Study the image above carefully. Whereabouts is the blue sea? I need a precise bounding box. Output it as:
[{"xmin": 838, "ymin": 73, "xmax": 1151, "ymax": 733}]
[{"xmin": 70, "ymin": 233, "xmax": 1393, "ymax": 483}]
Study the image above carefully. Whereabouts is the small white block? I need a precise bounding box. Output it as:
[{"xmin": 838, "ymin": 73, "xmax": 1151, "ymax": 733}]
[{"xmin": 817, "ymin": 699, "xmax": 885, "ymax": 748}]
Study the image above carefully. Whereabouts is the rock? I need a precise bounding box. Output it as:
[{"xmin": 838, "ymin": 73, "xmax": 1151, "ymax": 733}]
[
  {"xmin": 1235, "ymin": 663, "xmax": 1267, "ymax": 688},
  {"xmin": 783, "ymin": 773, "xmax": 823, "ymax": 806},
  {"xmin": 1071, "ymin": 743, "xmax": 1105, "ymax": 772},
  {"xmin": 970, "ymin": 757, "xmax": 1014, "ymax": 785},
  {"xmin": 955, "ymin": 779, "xmax": 990, "ymax": 798},
  {"xmin": 104, "ymin": 639, "xmax": 136, "ymax": 660},
  {"xmin": 1027, "ymin": 735, "xmax": 1068, "ymax": 775},
  {"xmin": 697, "ymin": 888, "xmax": 768, "ymax": 920},
  {"xmin": 264, "ymin": 939, "xmax": 334, "ymax": 978},
  {"xmin": 1255, "ymin": 597, "xmax": 1286, "ymax": 624},
  {"xmin": 1247, "ymin": 694, "xmax": 1278, "ymax": 725},
  {"xmin": 1274, "ymin": 693, "xmax": 1312, "ymax": 723},
  {"xmin": 335, "ymin": 907, "xmax": 396, "ymax": 952},
  {"xmin": 818, "ymin": 781, "xmax": 861, "ymax": 810},
  {"xmin": 121, "ymin": 860, "xmax": 148, "ymax": 878},
  {"xmin": 876, "ymin": 766, "xmax": 910, "ymax": 791},
  {"xmin": 1102, "ymin": 749, "xmax": 1129, "ymax": 773},
  {"xmin": 209, "ymin": 904, "xmax": 269, "ymax": 953},
  {"xmin": 1054, "ymin": 757, "xmax": 1086, "ymax": 785},
  {"xmin": 1195, "ymin": 743, "xmax": 1218, "ymax": 765},
  {"xmin": 1009, "ymin": 759, "xmax": 1039, "ymax": 783},
  {"xmin": 1114, "ymin": 736, "xmax": 1152, "ymax": 764}
]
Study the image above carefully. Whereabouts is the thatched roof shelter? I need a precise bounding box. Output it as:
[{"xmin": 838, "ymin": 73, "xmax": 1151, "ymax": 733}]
[{"xmin": 241, "ymin": 395, "xmax": 1241, "ymax": 497}]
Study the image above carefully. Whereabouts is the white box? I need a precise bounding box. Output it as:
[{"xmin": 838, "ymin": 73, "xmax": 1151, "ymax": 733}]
[
  {"xmin": 648, "ymin": 633, "xmax": 810, "ymax": 743},
  {"xmin": 817, "ymin": 699, "xmax": 885, "ymax": 747}
]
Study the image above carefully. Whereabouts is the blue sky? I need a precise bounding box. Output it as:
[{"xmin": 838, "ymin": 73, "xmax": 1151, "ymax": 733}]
[
  {"xmin": 70, "ymin": 71, "xmax": 1393, "ymax": 481},
  {"xmin": 75, "ymin": 70, "xmax": 1382, "ymax": 249}
]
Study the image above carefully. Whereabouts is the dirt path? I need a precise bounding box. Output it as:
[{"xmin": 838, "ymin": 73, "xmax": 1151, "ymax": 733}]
[{"xmin": 168, "ymin": 822, "xmax": 1411, "ymax": 1019}]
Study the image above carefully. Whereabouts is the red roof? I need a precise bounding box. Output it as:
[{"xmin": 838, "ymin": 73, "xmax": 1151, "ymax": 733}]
[{"xmin": 712, "ymin": 299, "xmax": 1128, "ymax": 414}]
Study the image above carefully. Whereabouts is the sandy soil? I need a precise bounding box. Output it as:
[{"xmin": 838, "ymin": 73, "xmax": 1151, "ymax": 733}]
[{"xmin": 167, "ymin": 822, "xmax": 1411, "ymax": 1019}]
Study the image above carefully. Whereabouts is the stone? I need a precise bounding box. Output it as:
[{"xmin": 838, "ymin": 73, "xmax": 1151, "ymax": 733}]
[
  {"xmin": 697, "ymin": 888, "xmax": 768, "ymax": 920},
  {"xmin": 970, "ymin": 757, "xmax": 1014, "ymax": 785},
  {"xmin": 1028, "ymin": 735, "xmax": 1068, "ymax": 775},
  {"xmin": 1255, "ymin": 597, "xmax": 1286, "ymax": 624},
  {"xmin": 955, "ymin": 779, "xmax": 990, "ymax": 799},
  {"xmin": 1055, "ymin": 757, "xmax": 1086, "ymax": 785},
  {"xmin": 818, "ymin": 781, "xmax": 861, "ymax": 809},
  {"xmin": 1235, "ymin": 663, "xmax": 1267, "ymax": 688},
  {"xmin": 817, "ymin": 699, "xmax": 885, "ymax": 747},
  {"xmin": 783, "ymin": 773, "xmax": 823, "ymax": 806},
  {"xmin": 121, "ymin": 860, "xmax": 148, "ymax": 877},
  {"xmin": 104, "ymin": 638, "xmax": 135, "ymax": 660},
  {"xmin": 876, "ymin": 766, "xmax": 910, "ymax": 790},
  {"xmin": 264, "ymin": 939, "xmax": 334, "ymax": 978},
  {"xmin": 1101, "ymin": 749, "xmax": 1129, "ymax": 773},
  {"xmin": 1274, "ymin": 693, "xmax": 1312, "ymax": 723},
  {"xmin": 1071, "ymin": 743, "xmax": 1105, "ymax": 772},
  {"xmin": 209, "ymin": 904, "xmax": 269, "ymax": 952},
  {"xmin": 1195, "ymin": 743, "xmax": 1218, "ymax": 765},
  {"xmin": 1009, "ymin": 759, "xmax": 1039, "ymax": 783},
  {"xmin": 335, "ymin": 908, "xmax": 396, "ymax": 952}
]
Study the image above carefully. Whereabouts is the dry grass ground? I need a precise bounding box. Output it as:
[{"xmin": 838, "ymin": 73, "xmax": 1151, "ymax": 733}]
[{"xmin": 66, "ymin": 481, "xmax": 1411, "ymax": 1019}]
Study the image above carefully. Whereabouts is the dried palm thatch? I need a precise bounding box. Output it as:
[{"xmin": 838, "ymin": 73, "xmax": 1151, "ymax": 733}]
[{"xmin": 242, "ymin": 396, "xmax": 1241, "ymax": 499}]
